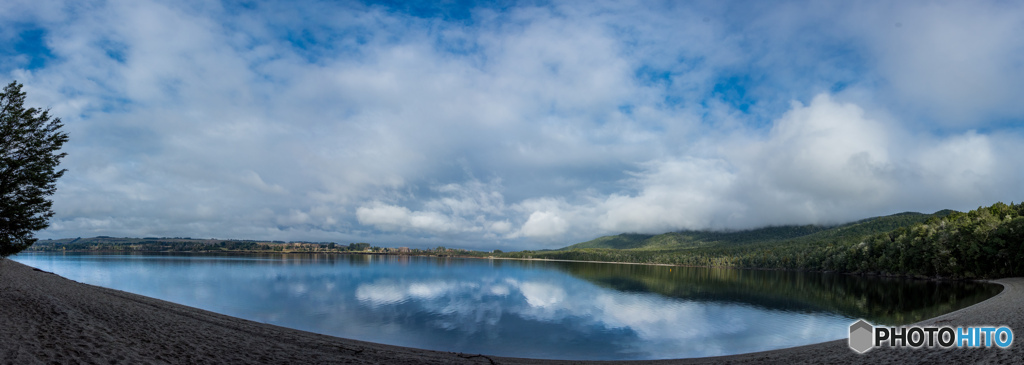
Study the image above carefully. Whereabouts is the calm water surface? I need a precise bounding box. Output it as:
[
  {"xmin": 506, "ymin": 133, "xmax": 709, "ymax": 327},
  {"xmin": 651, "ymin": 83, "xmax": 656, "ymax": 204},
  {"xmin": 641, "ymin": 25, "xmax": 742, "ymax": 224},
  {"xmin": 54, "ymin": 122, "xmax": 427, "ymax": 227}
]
[{"xmin": 12, "ymin": 252, "xmax": 1000, "ymax": 360}]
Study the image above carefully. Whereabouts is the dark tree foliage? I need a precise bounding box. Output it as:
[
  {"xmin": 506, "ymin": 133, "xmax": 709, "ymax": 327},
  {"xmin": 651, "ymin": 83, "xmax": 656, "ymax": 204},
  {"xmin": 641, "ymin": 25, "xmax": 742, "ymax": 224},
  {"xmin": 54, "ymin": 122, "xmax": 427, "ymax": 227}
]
[{"xmin": 1, "ymin": 81, "xmax": 68, "ymax": 257}]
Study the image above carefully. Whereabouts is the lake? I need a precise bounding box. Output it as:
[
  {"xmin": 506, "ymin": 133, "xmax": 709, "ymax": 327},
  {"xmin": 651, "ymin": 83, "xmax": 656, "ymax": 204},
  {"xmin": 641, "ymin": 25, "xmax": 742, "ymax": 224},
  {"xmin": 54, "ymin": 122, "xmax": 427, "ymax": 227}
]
[{"xmin": 11, "ymin": 252, "xmax": 1000, "ymax": 360}]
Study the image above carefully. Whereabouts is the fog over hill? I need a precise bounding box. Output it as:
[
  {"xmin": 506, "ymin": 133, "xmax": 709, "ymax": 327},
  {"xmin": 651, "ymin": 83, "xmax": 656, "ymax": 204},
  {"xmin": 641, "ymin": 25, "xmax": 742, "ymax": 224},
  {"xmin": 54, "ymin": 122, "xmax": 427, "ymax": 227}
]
[{"xmin": 565, "ymin": 210, "xmax": 953, "ymax": 250}]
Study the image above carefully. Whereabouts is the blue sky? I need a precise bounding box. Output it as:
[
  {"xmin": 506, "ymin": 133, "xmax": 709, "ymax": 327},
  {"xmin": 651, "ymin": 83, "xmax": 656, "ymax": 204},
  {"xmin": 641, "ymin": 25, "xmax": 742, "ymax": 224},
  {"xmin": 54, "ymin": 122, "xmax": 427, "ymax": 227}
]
[{"xmin": 3, "ymin": 0, "xmax": 1024, "ymax": 250}]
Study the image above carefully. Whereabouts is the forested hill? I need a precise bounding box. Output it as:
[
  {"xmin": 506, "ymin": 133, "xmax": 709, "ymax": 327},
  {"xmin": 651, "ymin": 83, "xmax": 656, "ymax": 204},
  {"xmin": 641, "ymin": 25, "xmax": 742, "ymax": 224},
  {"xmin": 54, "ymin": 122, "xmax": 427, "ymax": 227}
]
[
  {"xmin": 505, "ymin": 202, "xmax": 1024, "ymax": 279},
  {"xmin": 565, "ymin": 210, "xmax": 955, "ymax": 251}
]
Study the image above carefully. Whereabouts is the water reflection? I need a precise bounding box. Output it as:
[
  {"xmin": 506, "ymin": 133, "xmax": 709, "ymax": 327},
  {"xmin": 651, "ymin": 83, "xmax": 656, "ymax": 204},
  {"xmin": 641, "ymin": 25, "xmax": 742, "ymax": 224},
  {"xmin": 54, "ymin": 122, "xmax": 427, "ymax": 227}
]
[
  {"xmin": 12, "ymin": 253, "xmax": 999, "ymax": 360},
  {"xmin": 547, "ymin": 262, "xmax": 1001, "ymax": 325}
]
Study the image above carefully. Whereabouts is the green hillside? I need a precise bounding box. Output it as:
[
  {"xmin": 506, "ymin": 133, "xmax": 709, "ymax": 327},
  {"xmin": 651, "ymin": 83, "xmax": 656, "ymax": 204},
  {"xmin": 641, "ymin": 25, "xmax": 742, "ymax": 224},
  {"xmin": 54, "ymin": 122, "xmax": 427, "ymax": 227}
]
[
  {"xmin": 503, "ymin": 203, "xmax": 1024, "ymax": 279},
  {"xmin": 565, "ymin": 211, "xmax": 947, "ymax": 251},
  {"xmin": 566, "ymin": 233, "xmax": 655, "ymax": 250}
]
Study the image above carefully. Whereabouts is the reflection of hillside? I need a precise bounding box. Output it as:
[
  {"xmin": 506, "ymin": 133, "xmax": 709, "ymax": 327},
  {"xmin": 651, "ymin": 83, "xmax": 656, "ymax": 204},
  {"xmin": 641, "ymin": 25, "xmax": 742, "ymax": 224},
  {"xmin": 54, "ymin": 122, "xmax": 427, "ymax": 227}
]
[{"xmin": 546, "ymin": 261, "xmax": 1000, "ymax": 326}]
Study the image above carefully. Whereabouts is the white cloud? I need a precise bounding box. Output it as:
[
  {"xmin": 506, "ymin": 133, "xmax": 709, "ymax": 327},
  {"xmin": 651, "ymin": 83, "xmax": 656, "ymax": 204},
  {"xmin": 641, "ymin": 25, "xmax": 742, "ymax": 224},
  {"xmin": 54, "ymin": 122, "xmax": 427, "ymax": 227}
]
[
  {"xmin": 597, "ymin": 158, "xmax": 739, "ymax": 233},
  {"xmin": 858, "ymin": 1, "xmax": 1024, "ymax": 127},
  {"xmin": 741, "ymin": 94, "xmax": 894, "ymax": 207},
  {"xmin": 355, "ymin": 179, "xmax": 511, "ymax": 236},
  {"xmin": 357, "ymin": 203, "xmax": 427, "ymax": 231},
  {"xmin": 544, "ymin": 94, "xmax": 1024, "ymax": 235},
  {"xmin": 3, "ymin": 0, "xmax": 1022, "ymax": 249},
  {"xmin": 911, "ymin": 131, "xmax": 1000, "ymax": 206},
  {"xmin": 517, "ymin": 211, "xmax": 569, "ymax": 238}
]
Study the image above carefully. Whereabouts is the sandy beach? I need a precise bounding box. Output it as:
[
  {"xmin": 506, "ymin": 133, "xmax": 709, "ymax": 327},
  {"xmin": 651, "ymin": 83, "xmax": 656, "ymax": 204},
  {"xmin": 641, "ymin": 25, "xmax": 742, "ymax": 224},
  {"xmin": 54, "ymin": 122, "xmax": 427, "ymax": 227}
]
[{"xmin": 2, "ymin": 258, "xmax": 1021, "ymax": 364}]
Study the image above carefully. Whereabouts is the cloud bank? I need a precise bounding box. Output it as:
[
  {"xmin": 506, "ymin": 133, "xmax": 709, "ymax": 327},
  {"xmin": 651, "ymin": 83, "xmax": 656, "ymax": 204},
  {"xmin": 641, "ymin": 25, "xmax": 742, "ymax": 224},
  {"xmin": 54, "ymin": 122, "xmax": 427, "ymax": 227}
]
[{"xmin": 3, "ymin": 0, "xmax": 1023, "ymax": 249}]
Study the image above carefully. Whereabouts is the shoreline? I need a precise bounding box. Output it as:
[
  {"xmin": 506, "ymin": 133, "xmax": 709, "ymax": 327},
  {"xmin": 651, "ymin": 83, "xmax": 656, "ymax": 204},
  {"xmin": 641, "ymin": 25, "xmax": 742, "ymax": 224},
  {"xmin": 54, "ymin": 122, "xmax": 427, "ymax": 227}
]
[
  {"xmin": 25, "ymin": 250, "xmax": 980, "ymax": 282},
  {"xmin": 2, "ymin": 258, "xmax": 1021, "ymax": 364}
]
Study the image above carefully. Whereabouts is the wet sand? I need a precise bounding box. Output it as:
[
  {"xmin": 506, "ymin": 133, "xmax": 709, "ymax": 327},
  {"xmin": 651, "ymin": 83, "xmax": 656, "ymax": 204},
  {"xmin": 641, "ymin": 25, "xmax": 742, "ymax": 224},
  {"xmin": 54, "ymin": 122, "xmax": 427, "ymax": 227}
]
[{"xmin": 2, "ymin": 258, "xmax": 1020, "ymax": 364}]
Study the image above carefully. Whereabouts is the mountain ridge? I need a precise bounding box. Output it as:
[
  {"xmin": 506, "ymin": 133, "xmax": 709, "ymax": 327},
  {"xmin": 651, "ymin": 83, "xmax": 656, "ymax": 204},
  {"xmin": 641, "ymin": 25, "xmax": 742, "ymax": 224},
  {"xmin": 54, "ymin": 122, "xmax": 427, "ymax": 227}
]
[{"xmin": 564, "ymin": 210, "xmax": 956, "ymax": 251}]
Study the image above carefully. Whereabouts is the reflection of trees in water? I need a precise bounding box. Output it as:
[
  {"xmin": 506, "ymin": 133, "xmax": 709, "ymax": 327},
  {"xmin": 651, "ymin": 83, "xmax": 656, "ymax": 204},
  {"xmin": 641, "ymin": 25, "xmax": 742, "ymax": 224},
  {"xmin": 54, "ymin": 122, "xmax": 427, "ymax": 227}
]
[
  {"xmin": 545, "ymin": 261, "xmax": 1001, "ymax": 326},
  {"xmin": 42, "ymin": 253, "xmax": 999, "ymax": 326}
]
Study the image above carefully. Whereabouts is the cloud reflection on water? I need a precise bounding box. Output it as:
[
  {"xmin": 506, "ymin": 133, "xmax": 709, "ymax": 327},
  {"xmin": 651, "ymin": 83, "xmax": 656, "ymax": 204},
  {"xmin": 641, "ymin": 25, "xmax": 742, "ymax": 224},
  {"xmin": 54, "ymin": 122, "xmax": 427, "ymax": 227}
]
[
  {"xmin": 16, "ymin": 254, "xmax": 882, "ymax": 360},
  {"xmin": 352, "ymin": 274, "xmax": 850, "ymax": 359}
]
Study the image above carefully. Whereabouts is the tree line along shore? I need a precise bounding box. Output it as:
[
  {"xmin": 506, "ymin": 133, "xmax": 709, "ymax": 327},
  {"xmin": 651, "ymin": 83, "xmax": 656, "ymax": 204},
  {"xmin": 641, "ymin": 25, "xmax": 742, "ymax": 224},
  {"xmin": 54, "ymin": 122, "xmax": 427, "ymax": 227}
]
[
  {"xmin": 25, "ymin": 201, "xmax": 1024, "ymax": 280},
  {"xmin": 27, "ymin": 238, "xmax": 476, "ymax": 256}
]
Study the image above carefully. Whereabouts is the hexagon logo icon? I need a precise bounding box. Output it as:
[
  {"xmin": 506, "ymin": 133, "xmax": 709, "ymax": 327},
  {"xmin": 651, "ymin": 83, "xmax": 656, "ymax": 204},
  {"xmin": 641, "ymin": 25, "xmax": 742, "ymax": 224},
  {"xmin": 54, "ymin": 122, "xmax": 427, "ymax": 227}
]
[{"xmin": 849, "ymin": 319, "xmax": 874, "ymax": 353}]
